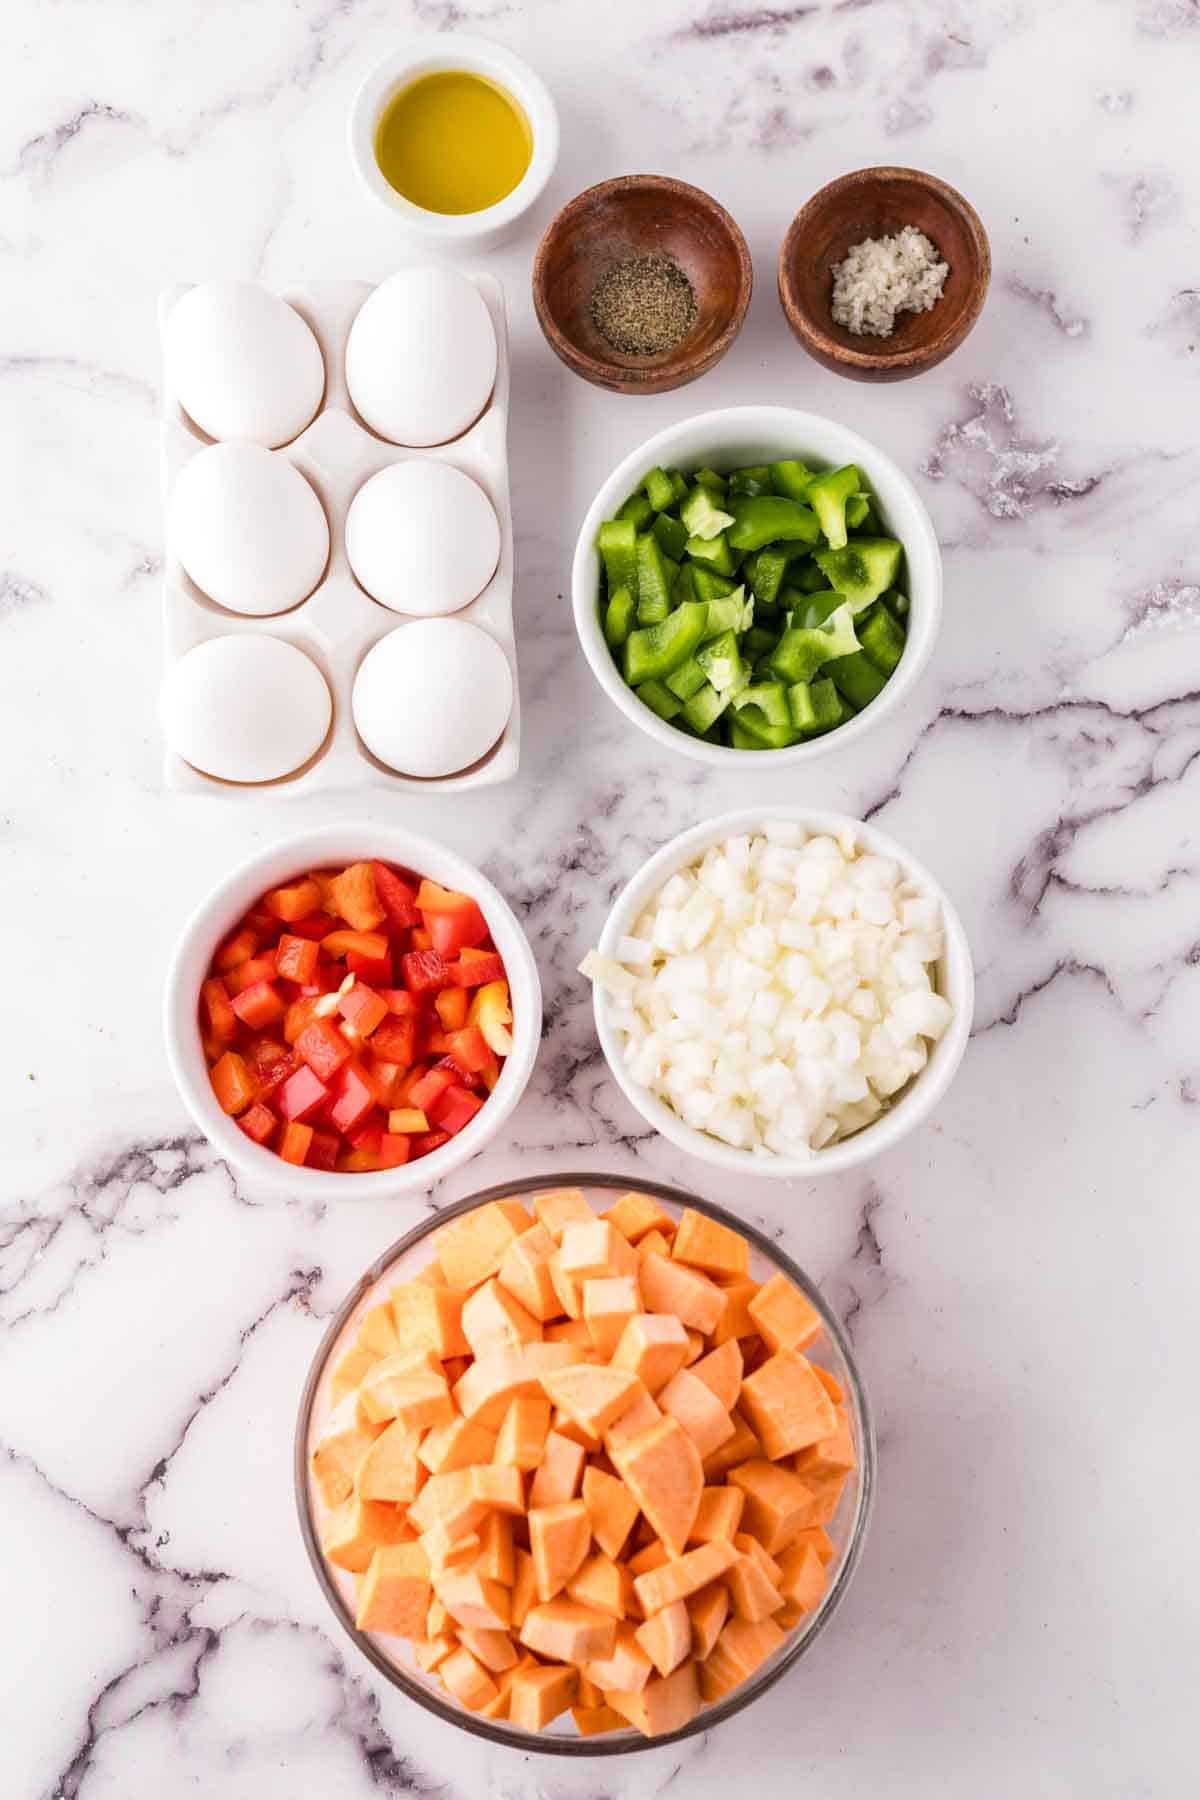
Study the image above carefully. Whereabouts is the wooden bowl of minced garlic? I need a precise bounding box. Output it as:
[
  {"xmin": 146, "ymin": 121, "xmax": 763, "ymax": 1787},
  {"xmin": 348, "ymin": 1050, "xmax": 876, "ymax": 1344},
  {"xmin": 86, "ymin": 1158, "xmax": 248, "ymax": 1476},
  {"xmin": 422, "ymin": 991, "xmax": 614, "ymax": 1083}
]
[{"xmin": 778, "ymin": 167, "xmax": 990, "ymax": 382}]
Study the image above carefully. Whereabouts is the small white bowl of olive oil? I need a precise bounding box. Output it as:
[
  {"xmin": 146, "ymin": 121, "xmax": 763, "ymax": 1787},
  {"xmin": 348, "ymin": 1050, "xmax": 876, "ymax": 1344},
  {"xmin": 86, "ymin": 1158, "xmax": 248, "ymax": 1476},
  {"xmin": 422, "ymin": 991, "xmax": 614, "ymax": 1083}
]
[{"xmin": 349, "ymin": 36, "xmax": 559, "ymax": 251}]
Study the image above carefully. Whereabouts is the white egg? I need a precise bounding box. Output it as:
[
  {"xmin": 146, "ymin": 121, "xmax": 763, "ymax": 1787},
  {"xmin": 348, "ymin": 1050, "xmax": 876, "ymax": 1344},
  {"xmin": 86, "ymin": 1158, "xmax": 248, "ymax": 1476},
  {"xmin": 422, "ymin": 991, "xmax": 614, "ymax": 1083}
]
[
  {"xmin": 164, "ymin": 281, "xmax": 325, "ymax": 447},
  {"xmin": 161, "ymin": 636, "xmax": 332, "ymax": 783},
  {"xmin": 345, "ymin": 267, "xmax": 497, "ymax": 447},
  {"xmin": 353, "ymin": 619, "xmax": 512, "ymax": 778},
  {"xmin": 346, "ymin": 460, "xmax": 499, "ymax": 616},
  {"xmin": 169, "ymin": 443, "xmax": 329, "ymax": 616}
]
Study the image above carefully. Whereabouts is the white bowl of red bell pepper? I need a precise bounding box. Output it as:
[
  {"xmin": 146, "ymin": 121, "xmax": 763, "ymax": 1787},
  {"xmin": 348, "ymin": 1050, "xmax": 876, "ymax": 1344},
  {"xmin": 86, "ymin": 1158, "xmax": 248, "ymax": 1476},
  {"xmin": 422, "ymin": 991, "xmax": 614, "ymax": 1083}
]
[{"xmin": 164, "ymin": 825, "xmax": 541, "ymax": 1195}]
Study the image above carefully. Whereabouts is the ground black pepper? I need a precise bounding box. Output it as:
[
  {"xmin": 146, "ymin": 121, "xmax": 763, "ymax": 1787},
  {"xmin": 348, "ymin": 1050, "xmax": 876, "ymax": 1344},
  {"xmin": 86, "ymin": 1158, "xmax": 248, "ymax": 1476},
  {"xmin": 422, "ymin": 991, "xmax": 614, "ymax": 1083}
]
[{"xmin": 589, "ymin": 252, "xmax": 698, "ymax": 356}]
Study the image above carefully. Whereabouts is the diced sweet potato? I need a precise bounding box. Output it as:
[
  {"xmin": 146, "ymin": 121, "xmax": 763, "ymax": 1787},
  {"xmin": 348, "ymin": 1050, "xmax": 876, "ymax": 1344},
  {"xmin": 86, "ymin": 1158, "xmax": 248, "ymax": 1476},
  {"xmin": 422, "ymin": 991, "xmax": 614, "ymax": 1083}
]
[
  {"xmin": 687, "ymin": 1485, "xmax": 744, "ymax": 1545},
  {"xmin": 585, "ymin": 1621, "xmax": 655, "ymax": 1693},
  {"xmin": 626, "ymin": 1538, "xmax": 670, "ymax": 1581},
  {"xmin": 811, "ymin": 1362, "xmax": 844, "ymax": 1404},
  {"xmin": 611, "ymin": 1313, "xmax": 690, "ymax": 1395},
  {"xmin": 686, "ymin": 1582, "xmax": 730, "ymax": 1661},
  {"xmin": 572, "ymin": 1702, "xmax": 627, "ymax": 1737},
  {"xmin": 545, "ymin": 1318, "xmax": 594, "ymax": 1349},
  {"xmin": 689, "ymin": 1338, "xmax": 743, "ymax": 1413},
  {"xmin": 433, "ymin": 1568, "xmax": 511, "ymax": 1631},
  {"xmin": 324, "ymin": 1498, "xmax": 409, "ymax": 1573},
  {"xmin": 739, "ymin": 1350, "xmax": 838, "ymax": 1459},
  {"xmin": 727, "ymin": 1549, "xmax": 783, "ymax": 1622},
  {"xmin": 497, "ymin": 1223, "xmax": 561, "ymax": 1321},
  {"xmin": 791, "ymin": 1469, "xmax": 849, "ymax": 1527},
  {"xmin": 792, "ymin": 1408, "xmax": 856, "ymax": 1479},
  {"xmin": 360, "ymin": 1363, "xmax": 454, "ymax": 1433},
  {"xmin": 576, "ymin": 1673, "xmax": 605, "ymax": 1708},
  {"xmin": 354, "ymin": 1541, "xmax": 431, "ymax": 1635},
  {"xmin": 439, "ymin": 1644, "xmax": 499, "ymax": 1712},
  {"xmin": 602, "ymin": 1190, "xmax": 675, "ymax": 1243},
  {"xmin": 709, "ymin": 1278, "xmax": 762, "ymax": 1345},
  {"xmin": 552, "ymin": 1406, "xmax": 603, "ymax": 1453},
  {"xmin": 582, "ymin": 1465, "xmax": 640, "ymax": 1562},
  {"xmin": 389, "ymin": 1282, "xmax": 469, "ymax": 1358},
  {"xmin": 657, "ymin": 1367, "xmax": 736, "ymax": 1460},
  {"xmin": 357, "ymin": 1301, "xmax": 400, "ymax": 1358},
  {"xmin": 330, "ymin": 1343, "xmax": 379, "ymax": 1406},
  {"xmin": 407, "ymin": 1468, "xmax": 487, "ymax": 1540},
  {"xmin": 540, "ymin": 1363, "xmax": 644, "ymax": 1436},
  {"xmin": 452, "ymin": 1341, "xmax": 582, "ymax": 1428},
  {"xmin": 493, "ymin": 1394, "xmax": 551, "ymax": 1471},
  {"xmin": 610, "ymin": 1417, "xmax": 703, "ymax": 1556},
  {"xmin": 776, "ymin": 1540, "xmax": 829, "ymax": 1613},
  {"xmin": 355, "ymin": 1419, "xmax": 421, "ymax": 1503},
  {"xmin": 635, "ymin": 1598, "xmax": 691, "ymax": 1677},
  {"xmin": 559, "ymin": 1218, "xmax": 638, "ymax": 1283},
  {"xmin": 670, "ymin": 1208, "xmax": 750, "ymax": 1280},
  {"xmin": 414, "ymin": 1632, "xmax": 456, "ymax": 1672},
  {"xmin": 531, "ymin": 1187, "xmax": 594, "ymax": 1240},
  {"xmin": 631, "ymin": 1538, "xmax": 739, "ymax": 1616},
  {"xmin": 583, "ymin": 1275, "xmax": 641, "ymax": 1359},
  {"xmin": 792, "ymin": 1524, "xmax": 835, "ymax": 1565},
  {"xmin": 519, "ymin": 1597, "xmax": 616, "ymax": 1665},
  {"xmin": 508, "ymin": 1662, "xmax": 578, "ymax": 1731},
  {"xmin": 311, "ymin": 1394, "xmax": 384, "ymax": 1508},
  {"xmin": 607, "ymin": 1658, "xmax": 701, "ymax": 1738},
  {"xmin": 699, "ymin": 1617, "xmax": 785, "ymax": 1703},
  {"xmin": 729, "ymin": 1458, "xmax": 822, "ymax": 1552},
  {"xmin": 461, "ymin": 1277, "xmax": 542, "ymax": 1357},
  {"xmin": 476, "ymin": 1509, "xmax": 514, "ymax": 1586},
  {"xmin": 433, "ymin": 1200, "xmax": 529, "ymax": 1291},
  {"xmin": 701, "ymin": 1411, "xmax": 761, "ymax": 1480},
  {"xmin": 747, "ymin": 1272, "xmax": 822, "ymax": 1354},
  {"xmin": 637, "ymin": 1228, "xmax": 673, "ymax": 1263},
  {"xmin": 417, "ymin": 1415, "xmax": 497, "ymax": 1476},
  {"xmin": 528, "ymin": 1428, "xmax": 586, "ymax": 1507},
  {"xmin": 639, "ymin": 1254, "xmax": 726, "ymax": 1336},
  {"xmin": 603, "ymin": 1387, "xmax": 662, "ymax": 1455},
  {"xmin": 510, "ymin": 1545, "xmax": 536, "ymax": 1630},
  {"xmin": 419, "ymin": 1521, "xmax": 481, "ymax": 1572},
  {"xmin": 457, "ymin": 1626, "xmax": 518, "ymax": 1672},
  {"xmin": 528, "ymin": 1498, "xmax": 592, "ymax": 1602},
  {"xmin": 567, "ymin": 1550, "xmax": 630, "ymax": 1620},
  {"xmin": 469, "ymin": 1463, "xmax": 525, "ymax": 1515}
]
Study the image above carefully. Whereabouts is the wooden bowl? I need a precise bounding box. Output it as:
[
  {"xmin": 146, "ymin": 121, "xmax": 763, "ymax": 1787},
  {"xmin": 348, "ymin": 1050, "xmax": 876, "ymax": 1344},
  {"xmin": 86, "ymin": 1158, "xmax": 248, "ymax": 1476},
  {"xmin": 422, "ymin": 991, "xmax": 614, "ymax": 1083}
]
[
  {"xmin": 778, "ymin": 167, "xmax": 989, "ymax": 382},
  {"xmin": 532, "ymin": 175, "xmax": 752, "ymax": 395}
]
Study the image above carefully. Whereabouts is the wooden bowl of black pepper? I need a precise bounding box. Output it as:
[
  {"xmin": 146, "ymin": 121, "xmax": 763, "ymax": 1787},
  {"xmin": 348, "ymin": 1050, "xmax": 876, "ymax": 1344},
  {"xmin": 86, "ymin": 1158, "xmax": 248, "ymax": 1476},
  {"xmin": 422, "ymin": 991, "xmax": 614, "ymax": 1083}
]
[
  {"xmin": 779, "ymin": 166, "xmax": 990, "ymax": 382},
  {"xmin": 532, "ymin": 174, "xmax": 753, "ymax": 395}
]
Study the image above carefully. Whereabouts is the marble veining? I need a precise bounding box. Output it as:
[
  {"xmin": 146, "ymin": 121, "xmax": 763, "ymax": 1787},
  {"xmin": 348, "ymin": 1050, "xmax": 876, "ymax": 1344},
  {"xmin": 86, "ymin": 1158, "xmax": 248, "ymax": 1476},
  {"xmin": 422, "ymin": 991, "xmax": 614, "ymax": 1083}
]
[{"xmin": 2, "ymin": 0, "xmax": 1198, "ymax": 1794}]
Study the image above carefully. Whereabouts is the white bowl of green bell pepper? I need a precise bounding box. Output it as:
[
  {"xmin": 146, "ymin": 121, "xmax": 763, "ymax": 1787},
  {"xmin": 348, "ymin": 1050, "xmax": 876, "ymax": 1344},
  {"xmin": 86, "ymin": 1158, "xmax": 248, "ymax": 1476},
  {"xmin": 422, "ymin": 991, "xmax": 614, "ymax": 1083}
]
[{"xmin": 572, "ymin": 404, "xmax": 941, "ymax": 762}]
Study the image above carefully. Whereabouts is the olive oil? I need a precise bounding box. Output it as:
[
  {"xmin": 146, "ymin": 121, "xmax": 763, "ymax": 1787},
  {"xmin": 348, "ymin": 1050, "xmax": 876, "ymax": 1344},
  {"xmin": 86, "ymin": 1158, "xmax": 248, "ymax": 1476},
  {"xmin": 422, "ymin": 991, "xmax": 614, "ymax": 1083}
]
[{"xmin": 375, "ymin": 71, "xmax": 532, "ymax": 215}]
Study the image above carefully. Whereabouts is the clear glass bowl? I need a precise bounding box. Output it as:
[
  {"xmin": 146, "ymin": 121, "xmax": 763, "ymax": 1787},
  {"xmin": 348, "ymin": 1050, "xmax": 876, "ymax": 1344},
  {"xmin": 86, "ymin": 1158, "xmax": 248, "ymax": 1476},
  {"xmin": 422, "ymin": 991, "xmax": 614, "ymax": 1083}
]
[{"xmin": 294, "ymin": 1172, "xmax": 876, "ymax": 1756}]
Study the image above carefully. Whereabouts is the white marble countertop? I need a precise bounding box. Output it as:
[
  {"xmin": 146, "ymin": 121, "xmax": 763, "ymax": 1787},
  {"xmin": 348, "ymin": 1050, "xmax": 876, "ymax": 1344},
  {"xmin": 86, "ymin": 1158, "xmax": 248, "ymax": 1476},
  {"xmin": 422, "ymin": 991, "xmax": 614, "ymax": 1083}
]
[{"xmin": 3, "ymin": 1, "xmax": 1198, "ymax": 1793}]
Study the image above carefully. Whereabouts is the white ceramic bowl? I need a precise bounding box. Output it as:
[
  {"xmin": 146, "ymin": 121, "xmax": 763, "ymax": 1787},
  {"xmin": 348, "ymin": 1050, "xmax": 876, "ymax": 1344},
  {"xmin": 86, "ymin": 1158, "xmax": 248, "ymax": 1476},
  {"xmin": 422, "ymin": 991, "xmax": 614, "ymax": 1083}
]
[
  {"xmin": 164, "ymin": 824, "xmax": 541, "ymax": 1198},
  {"xmin": 592, "ymin": 806, "xmax": 974, "ymax": 1178},
  {"xmin": 572, "ymin": 405, "xmax": 942, "ymax": 767},
  {"xmin": 348, "ymin": 37, "xmax": 559, "ymax": 252}
]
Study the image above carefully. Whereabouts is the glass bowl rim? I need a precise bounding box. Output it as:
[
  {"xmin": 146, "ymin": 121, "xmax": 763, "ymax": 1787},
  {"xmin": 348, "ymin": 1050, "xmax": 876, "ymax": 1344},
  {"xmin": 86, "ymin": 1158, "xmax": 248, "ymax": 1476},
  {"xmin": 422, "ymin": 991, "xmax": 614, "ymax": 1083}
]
[{"xmin": 293, "ymin": 1169, "xmax": 877, "ymax": 1757}]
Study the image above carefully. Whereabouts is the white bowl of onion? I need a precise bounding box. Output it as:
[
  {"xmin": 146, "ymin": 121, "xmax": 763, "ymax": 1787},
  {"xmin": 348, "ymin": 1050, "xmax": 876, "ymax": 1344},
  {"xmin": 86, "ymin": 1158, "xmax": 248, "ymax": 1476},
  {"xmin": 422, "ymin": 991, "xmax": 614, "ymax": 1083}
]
[{"xmin": 583, "ymin": 808, "xmax": 973, "ymax": 1178}]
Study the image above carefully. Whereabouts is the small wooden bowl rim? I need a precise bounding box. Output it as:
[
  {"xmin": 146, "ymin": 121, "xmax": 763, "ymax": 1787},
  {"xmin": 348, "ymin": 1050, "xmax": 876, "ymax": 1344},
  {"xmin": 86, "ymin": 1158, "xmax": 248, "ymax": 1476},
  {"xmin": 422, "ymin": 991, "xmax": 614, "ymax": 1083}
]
[
  {"xmin": 778, "ymin": 165, "xmax": 990, "ymax": 373},
  {"xmin": 532, "ymin": 173, "xmax": 754, "ymax": 391}
]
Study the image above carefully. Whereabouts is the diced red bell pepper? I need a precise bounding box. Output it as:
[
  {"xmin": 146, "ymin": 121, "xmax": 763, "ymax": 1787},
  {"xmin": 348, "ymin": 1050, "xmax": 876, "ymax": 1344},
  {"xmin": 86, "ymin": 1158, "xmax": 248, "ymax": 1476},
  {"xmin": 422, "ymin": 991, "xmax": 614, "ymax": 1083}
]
[
  {"xmin": 330, "ymin": 862, "xmax": 387, "ymax": 933},
  {"xmin": 401, "ymin": 949, "xmax": 450, "ymax": 994},
  {"xmin": 346, "ymin": 1118, "xmax": 384, "ymax": 1155},
  {"xmin": 371, "ymin": 1011, "xmax": 417, "ymax": 1066},
  {"xmin": 409, "ymin": 1129, "xmax": 451, "ymax": 1159},
  {"xmin": 224, "ymin": 952, "xmax": 279, "ymax": 997},
  {"xmin": 446, "ymin": 950, "xmax": 506, "ymax": 989},
  {"xmin": 278, "ymin": 1120, "xmax": 313, "ymax": 1166},
  {"xmin": 434, "ymin": 987, "xmax": 469, "ymax": 1031},
  {"xmin": 264, "ymin": 878, "xmax": 323, "ymax": 923},
  {"xmin": 360, "ymin": 1056, "xmax": 404, "ymax": 1109},
  {"xmin": 377, "ymin": 1132, "xmax": 412, "ymax": 1168},
  {"xmin": 215, "ymin": 927, "xmax": 258, "ymax": 972},
  {"xmin": 284, "ymin": 996, "xmax": 321, "ymax": 1045},
  {"xmin": 238, "ymin": 1102, "xmax": 277, "ymax": 1146},
  {"xmin": 245, "ymin": 1036, "xmax": 295, "ymax": 1094},
  {"xmin": 425, "ymin": 1028, "xmax": 452, "ymax": 1056},
  {"xmin": 388, "ymin": 1107, "xmax": 429, "ymax": 1135},
  {"xmin": 211, "ymin": 1050, "xmax": 256, "ymax": 1116},
  {"xmin": 299, "ymin": 963, "xmax": 343, "ymax": 997},
  {"xmin": 372, "ymin": 861, "xmax": 422, "ymax": 929},
  {"xmin": 277, "ymin": 1064, "xmax": 330, "ymax": 1122},
  {"xmin": 284, "ymin": 912, "xmax": 336, "ymax": 941},
  {"xmin": 378, "ymin": 989, "xmax": 418, "ymax": 1016},
  {"xmin": 243, "ymin": 906, "xmax": 278, "ymax": 936},
  {"xmin": 275, "ymin": 933, "xmax": 320, "ymax": 985},
  {"xmin": 444, "ymin": 1024, "xmax": 492, "ymax": 1075},
  {"xmin": 296, "ymin": 1016, "xmax": 353, "ymax": 1081},
  {"xmin": 479, "ymin": 1054, "xmax": 502, "ymax": 1093},
  {"xmin": 406, "ymin": 1063, "xmax": 458, "ymax": 1115},
  {"xmin": 429, "ymin": 1083, "xmax": 485, "ymax": 1136},
  {"xmin": 321, "ymin": 929, "xmax": 389, "ymax": 962},
  {"xmin": 345, "ymin": 948, "xmax": 393, "ymax": 987},
  {"xmin": 338, "ymin": 983, "xmax": 388, "ymax": 1037},
  {"xmin": 338, "ymin": 1148, "xmax": 381, "ymax": 1173},
  {"xmin": 201, "ymin": 977, "xmax": 238, "ymax": 1044},
  {"xmin": 231, "ymin": 979, "xmax": 286, "ymax": 1031},
  {"xmin": 410, "ymin": 926, "xmax": 434, "ymax": 951},
  {"xmin": 426, "ymin": 902, "xmax": 489, "ymax": 957},
  {"xmin": 326, "ymin": 1063, "xmax": 377, "ymax": 1135},
  {"xmin": 201, "ymin": 1030, "xmax": 225, "ymax": 1065},
  {"xmin": 306, "ymin": 1128, "xmax": 339, "ymax": 1171}
]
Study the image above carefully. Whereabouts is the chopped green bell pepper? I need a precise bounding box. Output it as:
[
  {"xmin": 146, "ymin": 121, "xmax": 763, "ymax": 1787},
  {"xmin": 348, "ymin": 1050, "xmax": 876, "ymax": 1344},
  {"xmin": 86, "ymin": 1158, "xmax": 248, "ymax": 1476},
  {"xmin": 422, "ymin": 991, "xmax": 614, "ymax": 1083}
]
[
  {"xmin": 767, "ymin": 601, "xmax": 859, "ymax": 684},
  {"xmin": 806, "ymin": 464, "xmax": 860, "ymax": 550},
  {"xmin": 680, "ymin": 682, "xmax": 731, "ymax": 734},
  {"xmin": 845, "ymin": 493, "xmax": 872, "ymax": 530},
  {"xmin": 685, "ymin": 531, "xmax": 738, "ymax": 576},
  {"xmin": 597, "ymin": 518, "xmax": 638, "ymax": 595},
  {"xmin": 883, "ymin": 587, "xmax": 911, "ymax": 623},
  {"xmin": 769, "ymin": 459, "xmax": 814, "ymax": 501},
  {"xmin": 635, "ymin": 531, "xmax": 673, "ymax": 624},
  {"xmin": 790, "ymin": 588, "xmax": 844, "ymax": 629},
  {"xmin": 652, "ymin": 510, "xmax": 688, "ymax": 560},
  {"xmin": 690, "ymin": 565, "xmax": 737, "ymax": 602},
  {"xmin": 702, "ymin": 587, "xmax": 753, "ymax": 640},
  {"xmin": 622, "ymin": 600, "xmax": 708, "ymax": 686},
  {"xmin": 813, "ymin": 538, "xmax": 903, "ymax": 611},
  {"xmin": 727, "ymin": 496, "xmax": 821, "ymax": 553},
  {"xmin": 858, "ymin": 602, "xmax": 907, "ymax": 674},
  {"xmin": 643, "ymin": 467, "xmax": 677, "ymax": 513},
  {"xmin": 604, "ymin": 584, "xmax": 636, "ymax": 649},
  {"xmin": 673, "ymin": 561, "xmax": 698, "ymax": 605},
  {"xmin": 665, "ymin": 655, "xmax": 709, "ymax": 701},
  {"xmin": 743, "ymin": 624, "xmax": 781, "ymax": 663},
  {"xmin": 828, "ymin": 650, "xmax": 888, "ymax": 710},
  {"xmin": 731, "ymin": 682, "xmax": 796, "ymax": 748},
  {"xmin": 635, "ymin": 678, "xmax": 683, "ymax": 720},
  {"xmin": 680, "ymin": 485, "xmax": 735, "ymax": 542},
  {"xmin": 746, "ymin": 543, "xmax": 807, "ymax": 605},
  {"xmin": 693, "ymin": 465, "xmax": 727, "ymax": 494},
  {"xmin": 617, "ymin": 492, "xmax": 654, "ymax": 530},
  {"xmin": 788, "ymin": 557, "xmax": 833, "ymax": 595},
  {"xmin": 787, "ymin": 676, "xmax": 847, "ymax": 736},
  {"xmin": 697, "ymin": 629, "xmax": 747, "ymax": 695},
  {"xmin": 729, "ymin": 464, "xmax": 773, "ymax": 497}
]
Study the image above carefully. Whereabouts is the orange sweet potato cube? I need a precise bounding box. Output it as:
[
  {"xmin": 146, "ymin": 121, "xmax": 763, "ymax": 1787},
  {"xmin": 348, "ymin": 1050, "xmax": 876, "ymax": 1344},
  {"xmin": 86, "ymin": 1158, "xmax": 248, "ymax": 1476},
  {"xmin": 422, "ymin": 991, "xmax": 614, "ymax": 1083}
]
[
  {"xmin": 567, "ymin": 1549, "xmax": 631, "ymax": 1621},
  {"xmin": 354, "ymin": 1541, "xmax": 431, "ymax": 1636},
  {"xmin": 324, "ymin": 1498, "xmax": 408, "ymax": 1573},
  {"xmin": 585, "ymin": 1621, "xmax": 655, "ymax": 1694},
  {"xmin": 406, "ymin": 1468, "xmax": 487, "ymax": 1540},
  {"xmin": 603, "ymin": 1386, "xmax": 662, "ymax": 1456},
  {"xmin": 469, "ymin": 1462, "xmax": 525, "ymax": 1515},
  {"xmin": 582, "ymin": 1465, "xmax": 640, "ymax": 1562},
  {"xmin": 657, "ymin": 1367, "xmax": 736, "ymax": 1460},
  {"xmin": 540, "ymin": 1363, "xmax": 643, "ymax": 1436},
  {"xmin": 389, "ymin": 1281, "xmax": 469, "ymax": 1358},
  {"xmin": 701, "ymin": 1410, "xmax": 761, "ymax": 1480},
  {"xmin": 528, "ymin": 1498, "xmax": 592, "ymax": 1602},
  {"xmin": 637, "ymin": 1227, "xmax": 673, "ymax": 1263},
  {"xmin": 497, "ymin": 1223, "xmax": 561, "ymax": 1321},
  {"xmin": 635, "ymin": 1598, "xmax": 691, "ymax": 1678},
  {"xmin": 559, "ymin": 1218, "xmax": 638, "ymax": 1283},
  {"xmin": 439, "ymin": 1644, "xmax": 499, "ymax": 1712},
  {"xmin": 710, "ymin": 1278, "xmax": 762, "ymax": 1345},
  {"xmin": 418, "ymin": 1521, "xmax": 481, "ymax": 1572},
  {"xmin": 747, "ymin": 1271, "xmax": 822, "ymax": 1354},
  {"xmin": 357, "ymin": 1301, "xmax": 400, "ymax": 1357},
  {"xmin": 699, "ymin": 1616, "xmax": 785, "ymax": 1703},
  {"xmin": 508, "ymin": 1662, "xmax": 578, "ymax": 1731},
  {"xmin": 811, "ymin": 1362, "xmax": 845, "ymax": 1404},
  {"xmin": 330, "ymin": 1343, "xmax": 380, "ymax": 1406},
  {"xmin": 776, "ymin": 1540, "xmax": 829, "ymax": 1613},
  {"xmin": 531, "ymin": 1187, "xmax": 595, "ymax": 1240},
  {"xmin": 528, "ymin": 1428, "xmax": 586, "ymax": 1507},
  {"xmin": 311, "ymin": 1394, "xmax": 385, "ymax": 1508},
  {"xmin": 433, "ymin": 1200, "xmax": 529, "ymax": 1291},
  {"xmin": 609, "ymin": 1416, "xmax": 703, "ymax": 1556},
  {"xmin": 792, "ymin": 1408, "xmax": 857, "ymax": 1479},
  {"xmin": 355, "ymin": 1419, "xmax": 421, "ymax": 1503},
  {"xmin": 583, "ymin": 1275, "xmax": 641, "ymax": 1359},
  {"xmin": 610, "ymin": 1313, "xmax": 690, "ymax": 1395},
  {"xmin": 417, "ymin": 1415, "xmax": 498, "ymax": 1476},
  {"xmin": 631, "ymin": 1539, "xmax": 739, "ymax": 1616},
  {"xmin": 639, "ymin": 1253, "xmax": 726, "ymax": 1336},
  {"xmin": 602, "ymin": 1190, "xmax": 675, "ymax": 1243},
  {"xmin": 688, "ymin": 1338, "xmax": 743, "ymax": 1413},
  {"xmin": 670, "ymin": 1208, "xmax": 750, "ymax": 1280},
  {"xmin": 729, "ymin": 1458, "xmax": 823, "ymax": 1553},
  {"xmin": 461, "ymin": 1277, "xmax": 543, "ymax": 1357},
  {"xmin": 727, "ymin": 1548, "xmax": 783, "ymax": 1622},
  {"xmin": 365, "ymin": 1365, "xmax": 454, "ymax": 1434},
  {"xmin": 493, "ymin": 1393, "xmax": 551, "ymax": 1471},
  {"xmin": 433, "ymin": 1568, "xmax": 511, "ymax": 1632},
  {"xmin": 792, "ymin": 1524, "xmax": 835, "ymax": 1565},
  {"xmin": 739, "ymin": 1350, "xmax": 837, "ymax": 1459},
  {"xmin": 686, "ymin": 1582, "xmax": 730, "ymax": 1661},
  {"xmin": 511, "ymin": 1545, "xmax": 536, "ymax": 1631},
  {"xmin": 476, "ymin": 1510, "xmax": 515, "ymax": 1586},
  {"xmin": 452, "ymin": 1341, "xmax": 582, "ymax": 1428},
  {"xmin": 607, "ymin": 1659, "xmax": 701, "ymax": 1738},
  {"xmin": 572, "ymin": 1702, "xmax": 627, "ymax": 1737},
  {"xmin": 687, "ymin": 1485, "xmax": 745, "ymax": 1545},
  {"xmin": 519, "ymin": 1597, "xmax": 616, "ymax": 1665},
  {"xmin": 457, "ymin": 1625, "xmax": 518, "ymax": 1672}
]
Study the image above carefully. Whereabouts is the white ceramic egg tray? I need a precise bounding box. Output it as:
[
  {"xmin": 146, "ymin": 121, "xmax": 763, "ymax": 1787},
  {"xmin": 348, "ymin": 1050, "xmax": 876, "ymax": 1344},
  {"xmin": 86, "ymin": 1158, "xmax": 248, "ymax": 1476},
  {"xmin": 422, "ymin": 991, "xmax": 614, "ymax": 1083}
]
[{"xmin": 158, "ymin": 276, "xmax": 519, "ymax": 794}]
